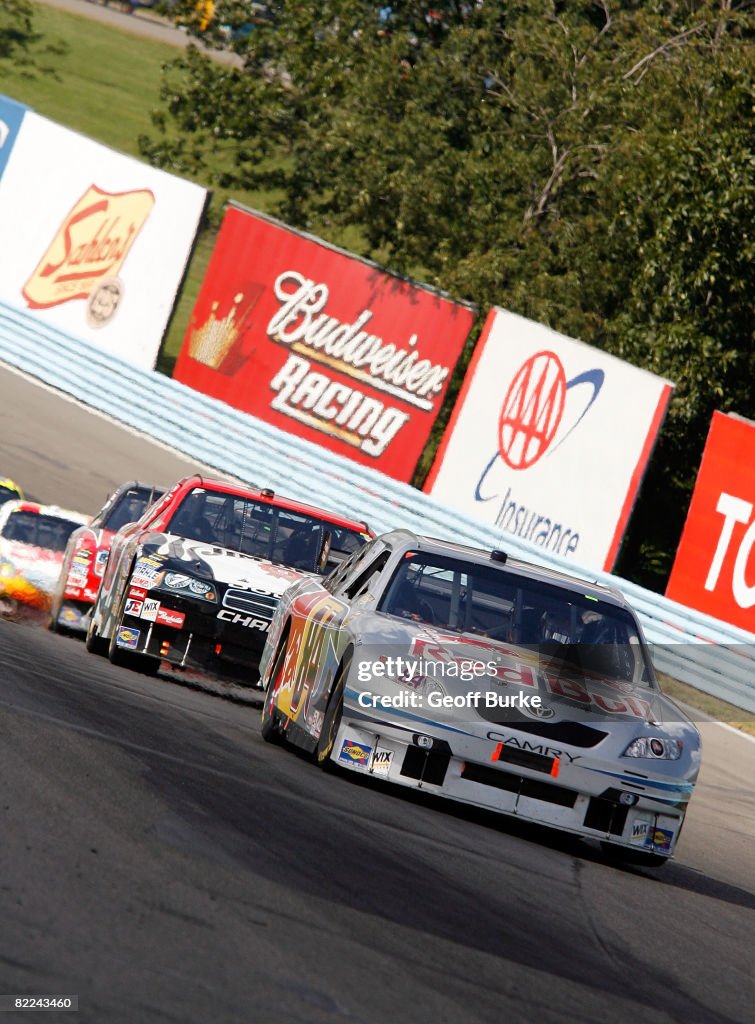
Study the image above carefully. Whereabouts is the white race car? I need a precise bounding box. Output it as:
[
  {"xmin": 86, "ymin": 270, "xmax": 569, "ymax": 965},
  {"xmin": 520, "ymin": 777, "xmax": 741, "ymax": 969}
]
[
  {"xmin": 0, "ymin": 500, "xmax": 90, "ymax": 619},
  {"xmin": 259, "ymin": 531, "xmax": 701, "ymax": 867}
]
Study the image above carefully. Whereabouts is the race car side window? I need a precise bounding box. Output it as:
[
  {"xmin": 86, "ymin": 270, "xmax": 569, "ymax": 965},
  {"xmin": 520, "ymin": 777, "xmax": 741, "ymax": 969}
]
[
  {"xmin": 323, "ymin": 542, "xmax": 373, "ymax": 595},
  {"xmin": 344, "ymin": 550, "xmax": 391, "ymax": 601}
]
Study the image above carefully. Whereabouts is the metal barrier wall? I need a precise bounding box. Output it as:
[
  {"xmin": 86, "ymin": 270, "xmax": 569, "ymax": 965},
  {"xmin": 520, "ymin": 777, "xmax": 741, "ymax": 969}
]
[{"xmin": 1, "ymin": 299, "xmax": 753, "ymax": 712}]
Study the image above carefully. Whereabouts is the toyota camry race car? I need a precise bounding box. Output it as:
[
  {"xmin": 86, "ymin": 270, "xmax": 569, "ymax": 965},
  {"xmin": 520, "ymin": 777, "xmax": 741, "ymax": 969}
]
[
  {"xmin": 0, "ymin": 501, "xmax": 90, "ymax": 620},
  {"xmin": 86, "ymin": 475, "xmax": 371, "ymax": 680},
  {"xmin": 49, "ymin": 481, "xmax": 165, "ymax": 634},
  {"xmin": 259, "ymin": 531, "xmax": 701, "ymax": 866}
]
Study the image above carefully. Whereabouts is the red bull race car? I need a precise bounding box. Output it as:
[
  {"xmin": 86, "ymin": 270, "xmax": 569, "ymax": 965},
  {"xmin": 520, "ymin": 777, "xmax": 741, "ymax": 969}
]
[{"xmin": 259, "ymin": 530, "xmax": 701, "ymax": 867}]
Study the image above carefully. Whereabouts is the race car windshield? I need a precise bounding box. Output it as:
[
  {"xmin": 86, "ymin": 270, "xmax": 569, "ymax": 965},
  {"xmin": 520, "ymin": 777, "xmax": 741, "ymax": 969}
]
[
  {"xmin": 0, "ymin": 485, "xmax": 22, "ymax": 508},
  {"xmin": 379, "ymin": 553, "xmax": 654, "ymax": 686},
  {"xmin": 104, "ymin": 486, "xmax": 164, "ymax": 533},
  {"xmin": 169, "ymin": 489, "xmax": 366, "ymax": 573},
  {"xmin": 2, "ymin": 511, "xmax": 80, "ymax": 553}
]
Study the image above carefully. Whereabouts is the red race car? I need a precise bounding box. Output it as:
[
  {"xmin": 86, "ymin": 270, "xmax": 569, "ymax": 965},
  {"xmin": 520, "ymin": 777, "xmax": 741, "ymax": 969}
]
[
  {"xmin": 49, "ymin": 481, "xmax": 165, "ymax": 634},
  {"xmin": 0, "ymin": 500, "xmax": 90, "ymax": 620},
  {"xmin": 85, "ymin": 474, "xmax": 371, "ymax": 683}
]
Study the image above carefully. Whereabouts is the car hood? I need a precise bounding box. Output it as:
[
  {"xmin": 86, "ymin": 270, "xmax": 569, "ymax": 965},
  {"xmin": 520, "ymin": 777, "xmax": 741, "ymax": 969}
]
[
  {"xmin": 143, "ymin": 535, "xmax": 307, "ymax": 595},
  {"xmin": 351, "ymin": 615, "xmax": 694, "ymax": 732}
]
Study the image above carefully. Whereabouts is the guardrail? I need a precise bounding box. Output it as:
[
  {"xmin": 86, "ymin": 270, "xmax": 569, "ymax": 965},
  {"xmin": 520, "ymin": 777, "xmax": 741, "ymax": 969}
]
[{"xmin": 1, "ymin": 299, "xmax": 753, "ymax": 712}]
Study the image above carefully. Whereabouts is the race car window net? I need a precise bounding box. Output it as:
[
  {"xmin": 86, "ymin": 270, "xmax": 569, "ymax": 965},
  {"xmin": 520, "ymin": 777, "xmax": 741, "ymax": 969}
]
[
  {"xmin": 377, "ymin": 552, "xmax": 653, "ymax": 686},
  {"xmin": 169, "ymin": 489, "xmax": 367, "ymax": 573},
  {"xmin": 344, "ymin": 550, "xmax": 391, "ymax": 600},
  {"xmin": 2, "ymin": 511, "xmax": 80, "ymax": 553}
]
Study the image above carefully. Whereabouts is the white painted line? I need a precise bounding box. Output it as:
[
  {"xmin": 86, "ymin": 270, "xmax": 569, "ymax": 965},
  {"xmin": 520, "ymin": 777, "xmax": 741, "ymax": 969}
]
[{"xmin": 709, "ymin": 719, "xmax": 755, "ymax": 747}]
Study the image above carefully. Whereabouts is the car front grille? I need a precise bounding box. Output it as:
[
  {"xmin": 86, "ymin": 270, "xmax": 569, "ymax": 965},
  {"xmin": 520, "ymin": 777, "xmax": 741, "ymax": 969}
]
[{"xmin": 222, "ymin": 588, "xmax": 278, "ymax": 620}]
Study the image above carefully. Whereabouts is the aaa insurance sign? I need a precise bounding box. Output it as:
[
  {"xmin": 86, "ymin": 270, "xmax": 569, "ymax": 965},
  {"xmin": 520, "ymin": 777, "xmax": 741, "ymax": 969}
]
[
  {"xmin": 666, "ymin": 412, "xmax": 755, "ymax": 632},
  {"xmin": 173, "ymin": 205, "xmax": 475, "ymax": 481},
  {"xmin": 425, "ymin": 309, "xmax": 672, "ymax": 571}
]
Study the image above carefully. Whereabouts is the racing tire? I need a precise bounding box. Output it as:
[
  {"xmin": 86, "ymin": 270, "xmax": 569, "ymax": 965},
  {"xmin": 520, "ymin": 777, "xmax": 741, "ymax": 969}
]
[
  {"xmin": 314, "ymin": 655, "xmax": 351, "ymax": 771},
  {"xmin": 85, "ymin": 618, "xmax": 108, "ymax": 656},
  {"xmin": 47, "ymin": 593, "xmax": 60, "ymax": 633},
  {"xmin": 600, "ymin": 842, "xmax": 669, "ymax": 869},
  {"xmin": 260, "ymin": 631, "xmax": 288, "ymax": 745},
  {"xmin": 107, "ymin": 591, "xmax": 159, "ymax": 676}
]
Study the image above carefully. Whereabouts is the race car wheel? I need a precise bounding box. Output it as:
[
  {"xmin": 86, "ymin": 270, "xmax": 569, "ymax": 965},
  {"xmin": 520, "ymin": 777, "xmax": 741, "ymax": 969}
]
[
  {"xmin": 85, "ymin": 619, "xmax": 108, "ymax": 656},
  {"xmin": 261, "ymin": 635, "xmax": 288, "ymax": 745},
  {"xmin": 108, "ymin": 591, "xmax": 159, "ymax": 676},
  {"xmin": 47, "ymin": 594, "xmax": 61, "ymax": 633},
  {"xmin": 314, "ymin": 655, "xmax": 350, "ymax": 770}
]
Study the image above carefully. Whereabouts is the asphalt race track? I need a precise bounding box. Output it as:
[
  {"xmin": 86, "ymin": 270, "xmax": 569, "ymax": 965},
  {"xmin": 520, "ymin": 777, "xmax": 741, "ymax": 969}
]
[{"xmin": 1, "ymin": 366, "xmax": 755, "ymax": 1023}]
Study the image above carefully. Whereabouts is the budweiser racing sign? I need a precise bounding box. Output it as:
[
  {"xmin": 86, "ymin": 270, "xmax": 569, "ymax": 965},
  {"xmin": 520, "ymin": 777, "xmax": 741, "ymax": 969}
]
[
  {"xmin": 23, "ymin": 185, "xmax": 154, "ymax": 311},
  {"xmin": 173, "ymin": 205, "xmax": 475, "ymax": 480}
]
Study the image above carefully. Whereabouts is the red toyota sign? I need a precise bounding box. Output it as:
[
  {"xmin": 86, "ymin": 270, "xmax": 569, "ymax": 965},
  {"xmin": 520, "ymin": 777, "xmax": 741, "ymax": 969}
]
[
  {"xmin": 173, "ymin": 205, "xmax": 476, "ymax": 480},
  {"xmin": 666, "ymin": 412, "xmax": 755, "ymax": 632}
]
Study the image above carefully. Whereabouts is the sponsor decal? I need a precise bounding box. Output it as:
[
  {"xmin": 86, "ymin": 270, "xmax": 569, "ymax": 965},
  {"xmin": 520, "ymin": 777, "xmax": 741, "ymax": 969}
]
[
  {"xmin": 217, "ymin": 609, "xmax": 269, "ymax": 631},
  {"xmin": 86, "ymin": 276, "xmax": 123, "ymax": 328},
  {"xmin": 94, "ymin": 549, "xmax": 110, "ymax": 575},
  {"xmin": 67, "ymin": 568, "xmax": 88, "ymax": 586},
  {"xmin": 156, "ymin": 607, "xmax": 185, "ymax": 629},
  {"xmin": 22, "ymin": 186, "xmax": 154, "ymax": 309},
  {"xmin": 370, "ymin": 747, "xmax": 394, "ymax": 775},
  {"xmin": 666, "ymin": 412, "xmax": 755, "ymax": 631},
  {"xmin": 130, "ymin": 575, "xmax": 157, "ymax": 590},
  {"xmin": 72, "ymin": 550, "xmax": 92, "ymax": 564},
  {"xmin": 173, "ymin": 207, "xmax": 475, "ymax": 480},
  {"xmin": 140, "ymin": 598, "xmax": 160, "ymax": 622},
  {"xmin": 135, "ymin": 557, "xmax": 163, "ymax": 572},
  {"xmin": 629, "ymin": 817, "xmax": 652, "ymax": 844},
  {"xmin": 411, "ymin": 636, "xmax": 652, "ymax": 722},
  {"xmin": 22, "ymin": 185, "xmax": 154, "ymax": 310},
  {"xmin": 59, "ymin": 605, "xmax": 82, "ymax": 625},
  {"xmin": 338, "ymin": 739, "xmax": 373, "ymax": 768},
  {"xmin": 128, "ymin": 586, "xmax": 148, "ymax": 600},
  {"xmin": 648, "ymin": 828, "xmax": 674, "ymax": 852},
  {"xmin": 116, "ymin": 625, "xmax": 140, "ymax": 649},
  {"xmin": 83, "ymin": 587, "xmax": 99, "ymax": 602},
  {"xmin": 425, "ymin": 308, "xmax": 672, "ymax": 570},
  {"xmin": 124, "ymin": 598, "xmax": 143, "ymax": 616}
]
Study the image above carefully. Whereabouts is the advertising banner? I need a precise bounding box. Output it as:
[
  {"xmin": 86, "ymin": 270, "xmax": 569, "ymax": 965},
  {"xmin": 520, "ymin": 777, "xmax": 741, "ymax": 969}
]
[
  {"xmin": 0, "ymin": 112, "xmax": 206, "ymax": 370},
  {"xmin": 666, "ymin": 412, "xmax": 755, "ymax": 632},
  {"xmin": 0, "ymin": 95, "xmax": 29, "ymax": 180},
  {"xmin": 425, "ymin": 308, "xmax": 672, "ymax": 571},
  {"xmin": 173, "ymin": 205, "xmax": 476, "ymax": 481}
]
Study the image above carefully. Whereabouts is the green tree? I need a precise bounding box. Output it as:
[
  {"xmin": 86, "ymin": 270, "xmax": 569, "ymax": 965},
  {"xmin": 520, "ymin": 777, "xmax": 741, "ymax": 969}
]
[
  {"xmin": 143, "ymin": 0, "xmax": 754, "ymax": 588},
  {"xmin": 0, "ymin": 0, "xmax": 37, "ymax": 66}
]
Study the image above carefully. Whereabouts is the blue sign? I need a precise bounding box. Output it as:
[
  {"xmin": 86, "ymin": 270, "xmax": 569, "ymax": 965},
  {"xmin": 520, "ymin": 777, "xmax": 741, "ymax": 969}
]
[{"xmin": 0, "ymin": 95, "xmax": 31, "ymax": 180}]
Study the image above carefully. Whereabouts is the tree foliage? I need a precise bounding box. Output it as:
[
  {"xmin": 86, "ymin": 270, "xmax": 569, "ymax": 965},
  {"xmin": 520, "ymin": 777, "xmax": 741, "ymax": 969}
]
[
  {"xmin": 0, "ymin": 0, "xmax": 37, "ymax": 65},
  {"xmin": 142, "ymin": 0, "xmax": 755, "ymax": 588},
  {"xmin": 0, "ymin": 0, "xmax": 66, "ymax": 72}
]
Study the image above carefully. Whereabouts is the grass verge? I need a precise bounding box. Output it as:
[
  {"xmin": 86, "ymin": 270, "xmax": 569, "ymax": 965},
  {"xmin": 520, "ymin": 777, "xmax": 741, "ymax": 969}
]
[{"xmin": 658, "ymin": 674, "xmax": 755, "ymax": 737}]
